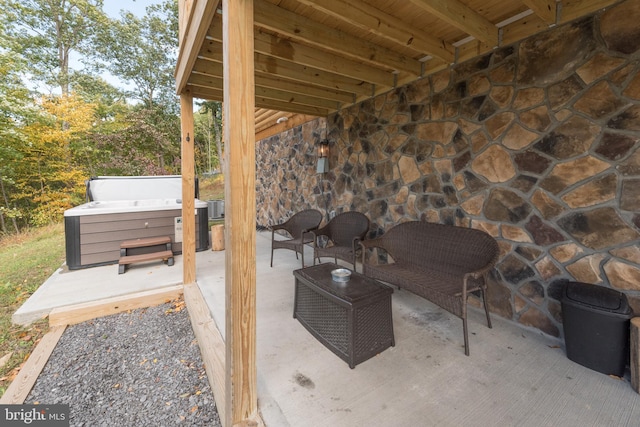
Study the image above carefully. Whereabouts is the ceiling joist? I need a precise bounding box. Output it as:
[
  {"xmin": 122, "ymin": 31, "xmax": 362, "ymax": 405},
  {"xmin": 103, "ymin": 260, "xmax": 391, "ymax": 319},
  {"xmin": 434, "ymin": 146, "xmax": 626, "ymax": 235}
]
[
  {"xmin": 177, "ymin": 0, "xmax": 622, "ymax": 122},
  {"xmin": 522, "ymin": 0, "xmax": 558, "ymax": 24},
  {"xmin": 296, "ymin": 0, "xmax": 456, "ymax": 63},
  {"xmin": 407, "ymin": 0, "xmax": 499, "ymax": 46},
  {"xmin": 254, "ymin": 0, "xmax": 422, "ymax": 76}
]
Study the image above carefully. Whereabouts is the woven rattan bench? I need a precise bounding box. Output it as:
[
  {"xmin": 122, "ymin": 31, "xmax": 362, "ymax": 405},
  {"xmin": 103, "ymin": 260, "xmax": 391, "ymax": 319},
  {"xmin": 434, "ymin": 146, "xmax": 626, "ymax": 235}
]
[
  {"xmin": 118, "ymin": 236, "xmax": 174, "ymax": 274},
  {"xmin": 360, "ymin": 221, "xmax": 499, "ymax": 356}
]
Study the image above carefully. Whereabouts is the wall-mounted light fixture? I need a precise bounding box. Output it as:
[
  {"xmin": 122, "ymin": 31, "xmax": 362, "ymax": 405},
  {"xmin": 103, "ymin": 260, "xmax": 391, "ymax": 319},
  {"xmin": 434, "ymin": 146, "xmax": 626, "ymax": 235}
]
[{"xmin": 316, "ymin": 139, "xmax": 329, "ymax": 174}]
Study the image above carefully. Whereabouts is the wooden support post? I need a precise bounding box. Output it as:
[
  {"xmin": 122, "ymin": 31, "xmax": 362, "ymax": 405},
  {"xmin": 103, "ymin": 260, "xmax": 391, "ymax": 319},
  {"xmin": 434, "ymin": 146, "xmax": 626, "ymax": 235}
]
[
  {"xmin": 631, "ymin": 317, "xmax": 640, "ymax": 394},
  {"xmin": 223, "ymin": 0, "xmax": 258, "ymax": 426},
  {"xmin": 180, "ymin": 93, "xmax": 196, "ymax": 285}
]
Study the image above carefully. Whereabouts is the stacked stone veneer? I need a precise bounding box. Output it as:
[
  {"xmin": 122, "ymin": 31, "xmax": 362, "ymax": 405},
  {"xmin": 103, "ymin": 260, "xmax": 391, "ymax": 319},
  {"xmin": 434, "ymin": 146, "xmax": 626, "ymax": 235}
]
[{"xmin": 256, "ymin": 1, "xmax": 640, "ymax": 337}]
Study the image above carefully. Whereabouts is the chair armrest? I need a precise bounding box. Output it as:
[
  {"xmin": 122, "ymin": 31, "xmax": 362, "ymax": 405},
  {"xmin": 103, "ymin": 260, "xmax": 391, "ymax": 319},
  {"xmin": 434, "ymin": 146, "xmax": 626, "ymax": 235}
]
[
  {"xmin": 351, "ymin": 236, "xmax": 363, "ymax": 253},
  {"xmin": 359, "ymin": 236, "xmax": 385, "ymax": 250},
  {"xmin": 313, "ymin": 224, "xmax": 331, "ymax": 238},
  {"xmin": 270, "ymin": 223, "xmax": 287, "ymax": 232},
  {"xmin": 359, "ymin": 236, "xmax": 388, "ymax": 266},
  {"xmin": 301, "ymin": 226, "xmax": 318, "ymax": 240},
  {"xmin": 270, "ymin": 223, "xmax": 291, "ymax": 240}
]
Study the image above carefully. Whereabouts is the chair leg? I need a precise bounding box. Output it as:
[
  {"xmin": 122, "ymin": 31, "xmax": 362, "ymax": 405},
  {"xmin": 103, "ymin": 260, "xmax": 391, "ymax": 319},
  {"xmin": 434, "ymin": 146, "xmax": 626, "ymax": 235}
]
[
  {"xmin": 270, "ymin": 244, "xmax": 274, "ymax": 267},
  {"xmin": 462, "ymin": 316, "xmax": 470, "ymax": 356},
  {"xmin": 482, "ymin": 287, "xmax": 492, "ymax": 329}
]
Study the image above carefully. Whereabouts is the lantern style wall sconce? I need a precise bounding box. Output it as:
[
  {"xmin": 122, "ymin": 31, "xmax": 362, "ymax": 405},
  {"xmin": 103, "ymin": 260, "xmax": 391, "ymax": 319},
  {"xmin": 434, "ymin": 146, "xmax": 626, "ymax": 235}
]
[{"xmin": 316, "ymin": 139, "xmax": 329, "ymax": 174}]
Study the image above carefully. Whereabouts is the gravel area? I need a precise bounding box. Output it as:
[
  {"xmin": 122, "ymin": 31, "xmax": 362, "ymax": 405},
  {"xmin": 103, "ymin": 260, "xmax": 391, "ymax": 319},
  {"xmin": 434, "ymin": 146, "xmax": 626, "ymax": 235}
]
[{"xmin": 25, "ymin": 301, "xmax": 221, "ymax": 427}]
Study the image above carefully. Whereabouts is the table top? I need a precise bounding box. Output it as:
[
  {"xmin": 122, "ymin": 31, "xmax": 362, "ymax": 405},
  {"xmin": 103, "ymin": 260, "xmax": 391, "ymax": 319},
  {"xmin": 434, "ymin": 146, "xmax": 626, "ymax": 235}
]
[{"xmin": 293, "ymin": 263, "xmax": 392, "ymax": 304}]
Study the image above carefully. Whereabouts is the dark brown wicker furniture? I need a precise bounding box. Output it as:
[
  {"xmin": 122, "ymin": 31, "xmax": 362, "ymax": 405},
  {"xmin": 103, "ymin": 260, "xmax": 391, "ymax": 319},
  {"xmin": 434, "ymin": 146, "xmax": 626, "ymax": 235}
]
[
  {"xmin": 270, "ymin": 209, "xmax": 323, "ymax": 267},
  {"xmin": 312, "ymin": 211, "xmax": 370, "ymax": 270},
  {"xmin": 360, "ymin": 221, "xmax": 499, "ymax": 356},
  {"xmin": 293, "ymin": 263, "xmax": 395, "ymax": 369}
]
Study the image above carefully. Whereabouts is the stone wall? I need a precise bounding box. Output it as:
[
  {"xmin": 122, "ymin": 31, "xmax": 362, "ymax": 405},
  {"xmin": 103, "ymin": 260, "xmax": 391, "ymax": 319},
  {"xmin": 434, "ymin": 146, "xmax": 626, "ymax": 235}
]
[{"xmin": 256, "ymin": 1, "xmax": 640, "ymax": 337}]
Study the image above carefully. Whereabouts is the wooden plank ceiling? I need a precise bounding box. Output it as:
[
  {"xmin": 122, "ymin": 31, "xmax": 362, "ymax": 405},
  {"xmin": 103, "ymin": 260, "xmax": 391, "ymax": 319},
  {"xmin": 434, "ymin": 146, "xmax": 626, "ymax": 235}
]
[{"xmin": 176, "ymin": 0, "xmax": 621, "ymax": 128}]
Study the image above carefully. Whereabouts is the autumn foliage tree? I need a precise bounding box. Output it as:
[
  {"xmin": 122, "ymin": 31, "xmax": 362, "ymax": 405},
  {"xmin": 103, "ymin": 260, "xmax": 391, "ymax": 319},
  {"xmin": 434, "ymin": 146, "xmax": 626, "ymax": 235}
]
[
  {"xmin": 0, "ymin": 0, "xmax": 205, "ymax": 233},
  {"xmin": 15, "ymin": 93, "xmax": 96, "ymax": 226}
]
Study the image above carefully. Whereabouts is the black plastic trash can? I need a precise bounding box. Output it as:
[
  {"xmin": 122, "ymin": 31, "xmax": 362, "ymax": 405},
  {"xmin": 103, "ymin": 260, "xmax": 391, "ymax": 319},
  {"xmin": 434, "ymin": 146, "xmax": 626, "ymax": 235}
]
[{"xmin": 562, "ymin": 282, "xmax": 633, "ymax": 376}]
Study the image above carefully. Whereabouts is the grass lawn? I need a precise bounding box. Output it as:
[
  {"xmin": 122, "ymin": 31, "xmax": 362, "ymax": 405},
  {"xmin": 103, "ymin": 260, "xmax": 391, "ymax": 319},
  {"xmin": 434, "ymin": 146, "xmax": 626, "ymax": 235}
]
[
  {"xmin": 199, "ymin": 173, "xmax": 224, "ymax": 201},
  {"xmin": 0, "ymin": 222, "xmax": 66, "ymax": 398}
]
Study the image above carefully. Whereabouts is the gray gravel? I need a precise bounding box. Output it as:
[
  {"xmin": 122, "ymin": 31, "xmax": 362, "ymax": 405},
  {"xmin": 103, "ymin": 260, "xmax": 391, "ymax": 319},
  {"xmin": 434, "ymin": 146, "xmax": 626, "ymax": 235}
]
[{"xmin": 25, "ymin": 302, "xmax": 221, "ymax": 427}]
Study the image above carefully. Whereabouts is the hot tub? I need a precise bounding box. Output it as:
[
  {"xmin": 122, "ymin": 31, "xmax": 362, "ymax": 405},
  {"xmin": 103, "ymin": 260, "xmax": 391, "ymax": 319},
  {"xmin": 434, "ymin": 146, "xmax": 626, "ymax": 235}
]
[{"xmin": 64, "ymin": 198, "xmax": 210, "ymax": 270}]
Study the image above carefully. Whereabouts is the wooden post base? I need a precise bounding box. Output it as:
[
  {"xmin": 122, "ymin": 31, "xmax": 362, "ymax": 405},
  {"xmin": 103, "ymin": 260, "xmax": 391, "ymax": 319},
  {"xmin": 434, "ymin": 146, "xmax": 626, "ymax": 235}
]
[{"xmin": 212, "ymin": 224, "xmax": 225, "ymax": 251}]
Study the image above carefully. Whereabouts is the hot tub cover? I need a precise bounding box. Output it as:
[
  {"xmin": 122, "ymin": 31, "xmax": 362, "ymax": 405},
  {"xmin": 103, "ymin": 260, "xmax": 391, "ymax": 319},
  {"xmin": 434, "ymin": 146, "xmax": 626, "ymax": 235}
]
[{"xmin": 86, "ymin": 176, "xmax": 199, "ymax": 201}]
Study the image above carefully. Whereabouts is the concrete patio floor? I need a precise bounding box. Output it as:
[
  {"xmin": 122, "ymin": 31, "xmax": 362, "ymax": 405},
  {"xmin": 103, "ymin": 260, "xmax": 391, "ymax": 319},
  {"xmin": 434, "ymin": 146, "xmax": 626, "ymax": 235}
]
[{"xmin": 14, "ymin": 231, "xmax": 640, "ymax": 426}]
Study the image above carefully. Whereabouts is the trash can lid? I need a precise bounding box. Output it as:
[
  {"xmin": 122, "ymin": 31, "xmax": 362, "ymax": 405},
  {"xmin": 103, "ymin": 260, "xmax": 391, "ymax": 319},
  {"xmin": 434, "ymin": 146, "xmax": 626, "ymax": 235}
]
[{"xmin": 564, "ymin": 282, "xmax": 630, "ymax": 313}]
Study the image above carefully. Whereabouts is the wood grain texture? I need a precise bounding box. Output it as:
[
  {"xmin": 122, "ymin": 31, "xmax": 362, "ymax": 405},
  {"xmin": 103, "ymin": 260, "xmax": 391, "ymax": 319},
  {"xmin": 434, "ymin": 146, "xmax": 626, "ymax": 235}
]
[
  {"xmin": 223, "ymin": 0, "xmax": 258, "ymax": 425},
  {"xmin": 0, "ymin": 326, "xmax": 66, "ymax": 404},
  {"xmin": 48, "ymin": 285, "xmax": 184, "ymax": 327}
]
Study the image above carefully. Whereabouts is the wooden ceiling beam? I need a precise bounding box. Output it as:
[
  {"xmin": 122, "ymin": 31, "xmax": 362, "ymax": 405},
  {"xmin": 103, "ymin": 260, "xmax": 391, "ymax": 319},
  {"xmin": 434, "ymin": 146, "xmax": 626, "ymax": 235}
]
[
  {"xmin": 191, "ymin": 67, "xmax": 350, "ymax": 107},
  {"xmin": 190, "ymin": 66, "xmax": 342, "ymax": 109},
  {"xmin": 559, "ymin": 0, "xmax": 621, "ymax": 23},
  {"xmin": 255, "ymin": 86, "xmax": 340, "ymax": 110},
  {"xmin": 206, "ymin": 17, "xmax": 392, "ymax": 89},
  {"xmin": 254, "ymin": 96, "xmax": 330, "ymax": 116},
  {"xmin": 190, "ymin": 84, "xmax": 330, "ymax": 116},
  {"xmin": 189, "ymin": 71, "xmax": 340, "ymax": 111},
  {"xmin": 407, "ymin": 0, "xmax": 499, "ymax": 46},
  {"xmin": 254, "ymin": 0, "xmax": 422, "ymax": 76},
  {"xmin": 255, "ymin": 73, "xmax": 355, "ymax": 104},
  {"xmin": 522, "ymin": 0, "xmax": 557, "ymax": 24},
  {"xmin": 189, "ymin": 72, "xmax": 223, "ymax": 89},
  {"xmin": 296, "ymin": 0, "xmax": 455, "ymax": 63},
  {"xmin": 253, "ymin": 31, "xmax": 395, "ymax": 87},
  {"xmin": 175, "ymin": 0, "xmax": 218, "ymax": 94},
  {"xmin": 254, "ymin": 53, "xmax": 374, "ymax": 97},
  {"xmin": 199, "ymin": 37, "xmax": 374, "ymax": 96},
  {"xmin": 193, "ymin": 58, "xmax": 355, "ymax": 104},
  {"xmin": 186, "ymin": 84, "xmax": 223, "ymax": 101}
]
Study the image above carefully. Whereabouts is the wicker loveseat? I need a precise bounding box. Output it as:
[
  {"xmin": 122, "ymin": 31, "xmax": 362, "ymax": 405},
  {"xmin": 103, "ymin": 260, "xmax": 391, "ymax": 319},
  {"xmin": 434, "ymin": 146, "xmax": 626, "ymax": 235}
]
[{"xmin": 360, "ymin": 221, "xmax": 500, "ymax": 356}]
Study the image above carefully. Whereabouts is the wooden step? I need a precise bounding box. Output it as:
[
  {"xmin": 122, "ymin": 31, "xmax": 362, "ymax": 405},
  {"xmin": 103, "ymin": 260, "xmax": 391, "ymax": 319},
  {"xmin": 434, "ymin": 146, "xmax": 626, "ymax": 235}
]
[
  {"xmin": 120, "ymin": 236, "xmax": 171, "ymax": 249},
  {"xmin": 119, "ymin": 250, "xmax": 174, "ymax": 265},
  {"xmin": 118, "ymin": 250, "xmax": 174, "ymax": 274}
]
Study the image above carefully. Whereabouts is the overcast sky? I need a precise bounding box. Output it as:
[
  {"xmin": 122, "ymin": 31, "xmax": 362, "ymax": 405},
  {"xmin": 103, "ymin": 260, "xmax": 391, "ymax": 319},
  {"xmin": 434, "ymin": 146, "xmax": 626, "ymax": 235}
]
[{"xmin": 103, "ymin": 0, "xmax": 159, "ymax": 19}]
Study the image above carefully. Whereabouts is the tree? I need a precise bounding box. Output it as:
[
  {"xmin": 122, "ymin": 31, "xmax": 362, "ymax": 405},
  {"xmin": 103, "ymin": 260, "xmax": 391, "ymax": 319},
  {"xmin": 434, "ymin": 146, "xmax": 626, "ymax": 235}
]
[
  {"xmin": 194, "ymin": 101, "xmax": 224, "ymax": 175},
  {"xmin": 0, "ymin": 23, "xmax": 34, "ymax": 232},
  {"xmin": 89, "ymin": 105, "xmax": 181, "ymax": 177},
  {"xmin": 0, "ymin": 0, "xmax": 184, "ymax": 232},
  {"xmin": 15, "ymin": 93, "xmax": 97, "ymax": 226},
  {"xmin": 92, "ymin": 0, "xmax": 178, "ymax": 111},
  {"xmin": 1, "ymin": 0, "xmax": 106, "ymax": 96}
]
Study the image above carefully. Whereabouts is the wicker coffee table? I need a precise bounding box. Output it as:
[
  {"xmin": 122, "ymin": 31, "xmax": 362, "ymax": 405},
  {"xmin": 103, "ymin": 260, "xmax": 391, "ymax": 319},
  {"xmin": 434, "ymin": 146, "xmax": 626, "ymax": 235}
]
[{"xmin": 293, "ymin": 263, "xmax": 394, "ymax": 368}]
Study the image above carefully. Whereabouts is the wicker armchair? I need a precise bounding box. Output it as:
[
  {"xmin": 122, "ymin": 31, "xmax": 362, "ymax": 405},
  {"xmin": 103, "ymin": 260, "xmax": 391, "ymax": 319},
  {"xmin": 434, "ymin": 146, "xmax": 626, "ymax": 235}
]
[
  {"xmin": 270, "ymin": 209, "xmax": 323, "ymax": 267},
  {"xmin": 312, "ymin": 211, "xmax": 369, "ymax": 270}
]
